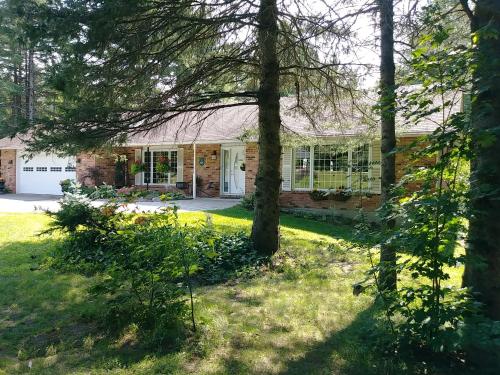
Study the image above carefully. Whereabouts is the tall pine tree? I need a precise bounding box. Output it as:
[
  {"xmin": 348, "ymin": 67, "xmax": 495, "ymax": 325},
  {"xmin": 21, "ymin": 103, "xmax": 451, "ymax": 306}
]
[
  {"xmin": 16, "ymin": 0, "xmax": 361, "ymax": 255},
  {"xmin": 461, "ymin": 0, "xmax": 500, "ymax": 321}
]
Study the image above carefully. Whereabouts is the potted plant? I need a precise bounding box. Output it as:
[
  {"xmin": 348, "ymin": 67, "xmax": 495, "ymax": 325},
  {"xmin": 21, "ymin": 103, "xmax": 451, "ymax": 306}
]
[
  {"xmin": 130, "ymin": 160, "xmax": 146, "ymax": 175},
  {"xmin": 155, "ymin": 156, "xmax": 171, "ymax": 174}
]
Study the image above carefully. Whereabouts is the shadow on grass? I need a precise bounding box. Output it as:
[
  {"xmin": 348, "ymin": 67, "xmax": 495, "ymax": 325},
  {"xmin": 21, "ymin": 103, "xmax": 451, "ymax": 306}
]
[
  {"xmin": 276, "ymin": 303, "xmax": 390, "ymax": 375},
  {"xmin": 0, "ymin": 237, "xmax": 187, "ymax": 374},
  {"xmin": 209, "ymin": 206, "xmax": 371, "ymax": 246},
  {"xmin": 202, "ymin": 303, "xmax": 387, "ymax": 375}
]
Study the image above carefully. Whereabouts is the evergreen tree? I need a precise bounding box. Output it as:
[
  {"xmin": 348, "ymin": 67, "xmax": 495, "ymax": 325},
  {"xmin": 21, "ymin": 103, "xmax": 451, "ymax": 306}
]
[
  {"xmin": 13, "ymin": 0, "xmax": 361, "ymax": 255},
  {"xmin": 460, "ymin": 0, "xmax": 500, "ymax": 321},
  {"xmin": 378, "ymin": 0, "xmax": 397, "ymax": 291},
  {"xmin": 0, "ymin": 0, "xmax": 40, "ymax": 132}
]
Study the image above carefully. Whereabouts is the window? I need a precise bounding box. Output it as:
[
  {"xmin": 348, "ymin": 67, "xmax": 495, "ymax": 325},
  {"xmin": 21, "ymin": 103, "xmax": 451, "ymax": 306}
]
[
  {"xmin": 36, "ymin": 167, "xmax": 48, "ymax": 172},
  {"xmin": 313, "ymin": 145, "xmax": 349, "ymax": 189},
  {"xmin": 65, "ymin": 166, "xmax": 76, "ymax": 172},
  {"xmin": 143, "ymin": 149, "xmax": 178, "ymax": 185},
  {"xmin": 50, "ymin": 167, "xmax": 62, "ymax": 172},
  {"xmin": 23, "ymin": 167, "xmax": 34, "ymax": 172},
  {"xmin": 293, "ymin": 146, "xmax": 310, "ymax": 189},
  {"xmin": 291, "ymin": 144, "xmax": 371, "ymax": 192},
  {"xmin": 351, "ymin": 144, "xmax": 370, "ymax": 191}
]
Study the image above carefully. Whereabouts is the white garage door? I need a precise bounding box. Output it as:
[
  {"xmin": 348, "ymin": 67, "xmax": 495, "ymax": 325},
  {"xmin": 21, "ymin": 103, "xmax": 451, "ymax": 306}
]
[{"xmin": 17, "ymin": 153, "xmax": 76, "ymax": 195}]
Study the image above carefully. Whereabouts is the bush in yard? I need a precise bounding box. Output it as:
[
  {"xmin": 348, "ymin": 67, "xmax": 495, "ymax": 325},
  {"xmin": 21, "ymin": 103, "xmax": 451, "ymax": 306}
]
[
  {"xmin": 45, "ymin": 199, "xmax": 261, "ymax": 347},
  {"xmin": 240, "ymin": 192, "xmax": 256, "ymax": 211},
  {"xmin": 60, "ymin": 179, "xmax": 77, "ymax": 194},
  {"xmin": 87, "ymin": 183, "xmax": 117, "ymax": 199},
  {"xmin": 193, "ymin": 229, "xmax": 263, "ymax": 284}
]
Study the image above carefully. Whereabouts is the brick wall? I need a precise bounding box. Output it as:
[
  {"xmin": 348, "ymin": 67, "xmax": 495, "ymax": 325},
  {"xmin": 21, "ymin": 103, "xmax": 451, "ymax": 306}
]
[
  {"xmin": 71, "ymin": 135, "xmax": 432, "ymax": 211},
  {"xmin": 180, "ymin": 144, "xmax": 221, "ymax": 197},
  {"xmin": 76, "ymin": 147, "xmax": 137, "ymax": 187},
  {"xmin": 245, "ymin": 142, "xmax": 259, "ymax": 194},
  {"xmin": 279, "ymin": 191, "xmax": 381, "ymax": 211},
  {"xmin": 0, "ymin": 149, "xmax": 16, "ymax": 192},
  {"xmin": 395, "ymin": 136, "xmax": 436, "ymax": 191}
]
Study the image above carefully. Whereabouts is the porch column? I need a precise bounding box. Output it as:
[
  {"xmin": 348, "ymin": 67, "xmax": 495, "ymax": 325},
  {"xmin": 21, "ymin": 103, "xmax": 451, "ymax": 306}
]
[{"xmin": 192, "ymin": 143, "xmax": 197, "ymax": 199}]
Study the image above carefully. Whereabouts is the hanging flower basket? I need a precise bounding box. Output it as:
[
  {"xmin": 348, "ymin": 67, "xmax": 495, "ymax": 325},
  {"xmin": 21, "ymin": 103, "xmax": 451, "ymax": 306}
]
[
  {"xmin": 130, "ymin": 160, "xmax": 146, "ymax": 175},
  {"xmin": 155, "ymin": 156, "xmax": 171, "ymax": 174}
]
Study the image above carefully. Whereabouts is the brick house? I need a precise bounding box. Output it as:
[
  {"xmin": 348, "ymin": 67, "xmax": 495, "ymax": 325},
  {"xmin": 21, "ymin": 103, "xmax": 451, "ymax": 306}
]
[{"xmin": 0, "ymin": 100, "xmax": 440, "ymax": 212}]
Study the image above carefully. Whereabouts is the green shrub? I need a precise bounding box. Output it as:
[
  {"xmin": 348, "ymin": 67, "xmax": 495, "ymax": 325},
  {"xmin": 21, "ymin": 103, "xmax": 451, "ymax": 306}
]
[
  {"xmin": 45, "ymin": 200, "xmax": 261, "ymax": 346},
  {"xmin": 240, "ymin": 192, "xmax": 255, "ymax": 210},
  {"xmin": 59, "ymin": 179, "xmax": 76, "ymax": 194},
  {"xmin": 87, "ymin": 183, "xmax": 117, "ymax": 199},
  {"xmin": 160, "ymin": 191, "xmax": 186, "ymax": 201},
  {"xmin": 193, "ymin": 230, "xmax": 263, "ymax": 284}
]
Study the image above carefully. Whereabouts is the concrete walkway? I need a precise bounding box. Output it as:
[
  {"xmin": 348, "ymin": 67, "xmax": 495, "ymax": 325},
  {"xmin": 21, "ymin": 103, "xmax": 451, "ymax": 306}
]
[{"xmin": 0, "ymin": 194, "xmax": 240, "ymax": 213}]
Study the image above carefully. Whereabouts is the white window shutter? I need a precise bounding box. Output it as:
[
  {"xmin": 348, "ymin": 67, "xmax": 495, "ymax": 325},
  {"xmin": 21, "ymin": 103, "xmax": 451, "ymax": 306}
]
[
  {"xmin": 370, "ymin": 140, "xmax": 381, "ymax": 194},
  {"xmin": 282, "ymin": 147, "xmax": 292, "ymax": 191},
  {"xmin": 134, "ymin": 148, "xmax": 142, "ymax": 185},
  {"xmin": 176, "ymin": 147, "xmax": 184, "ymax": 183}
]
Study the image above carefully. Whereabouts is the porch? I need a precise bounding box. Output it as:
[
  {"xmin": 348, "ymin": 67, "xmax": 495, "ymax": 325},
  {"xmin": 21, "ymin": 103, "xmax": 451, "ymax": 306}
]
[{"xmin": 79, "ymin": 142, "xmax": 258, "ymax": 199}]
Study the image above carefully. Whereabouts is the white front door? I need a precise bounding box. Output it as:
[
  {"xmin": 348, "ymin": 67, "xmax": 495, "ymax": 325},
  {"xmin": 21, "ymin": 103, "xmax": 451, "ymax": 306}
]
[
  {"xmin": 221, "ymin": 145, "xmax": 245, "ymax": 196},
  {"xmin": 17, "ymin": 152, "xmax": 76, "ymax": 195}
]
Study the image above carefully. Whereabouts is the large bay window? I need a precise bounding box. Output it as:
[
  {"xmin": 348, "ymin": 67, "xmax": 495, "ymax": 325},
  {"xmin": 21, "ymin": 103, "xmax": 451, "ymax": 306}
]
[
  {"xmin": 143, "ymin": 149, "xmax": 178, "ymax": 185},
  {"xmin": 292, "ymin": 144, "xmax": 371, "ymax": 192}
]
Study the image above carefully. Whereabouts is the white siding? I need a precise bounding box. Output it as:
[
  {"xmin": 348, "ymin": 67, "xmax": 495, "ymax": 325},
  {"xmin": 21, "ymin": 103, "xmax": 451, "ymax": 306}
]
[
  {"xmin": 176, "ymin": 147, "xmax": 184, "ymax": 183},
  {"xmin": 134, "ymin": 149, "xmax": 142, "ymax": 185},
  {"xmin": 370, "ymin": 140, "xmax": 382, "ymax": 194},
  {"xmin": 281, "ymin": 147, "xmax": 292, "ymax": 191}
]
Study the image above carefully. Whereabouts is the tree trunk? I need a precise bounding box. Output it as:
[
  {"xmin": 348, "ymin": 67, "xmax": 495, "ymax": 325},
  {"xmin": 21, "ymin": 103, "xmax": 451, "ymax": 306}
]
[
  {"xmin": 462, "ymin": 0, "xmax": 500, "ymax": 321},
  {"xmin": 251, "ymin": 0, "xmax": 281, "ymax": 256},
  {"xmin": 12, "ymin": 62, "xmax": 22, "ymax": 126},
  {"xmin": 378, "ymin": 0, "xmax": 397, "ymax": 291},
  {"xmin": 26, "ymin": 48, "xmax": 35, "ymax": 123}
]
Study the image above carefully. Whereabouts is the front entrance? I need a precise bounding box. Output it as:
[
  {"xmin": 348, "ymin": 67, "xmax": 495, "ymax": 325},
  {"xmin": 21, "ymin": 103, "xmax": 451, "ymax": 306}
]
[{"xmin": 221, "ymin": 145, "xmax": 245, "ymax": 196}]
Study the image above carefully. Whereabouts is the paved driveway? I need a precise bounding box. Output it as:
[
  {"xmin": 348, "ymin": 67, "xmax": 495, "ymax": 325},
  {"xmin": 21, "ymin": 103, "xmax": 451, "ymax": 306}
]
[{"xmin": 0, "ymin": 194, "xmax": 240, "ymax": 213}]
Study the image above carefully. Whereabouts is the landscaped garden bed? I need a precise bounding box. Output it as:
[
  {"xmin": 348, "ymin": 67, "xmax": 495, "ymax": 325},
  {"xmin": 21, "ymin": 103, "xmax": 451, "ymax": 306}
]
[{"xmin": 60, "ymin": 179, "xmax": 189, "ymax": 202}]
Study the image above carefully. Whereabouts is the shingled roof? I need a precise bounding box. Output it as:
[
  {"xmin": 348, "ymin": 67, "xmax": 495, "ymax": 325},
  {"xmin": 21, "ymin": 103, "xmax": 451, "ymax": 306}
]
[
  {"xmin": 125, "ymin": 94, "xmax": 455, "ymax": 146},
  {"xmin": 0, "ymin": 93, "xmax": 461, "ymax": 149}
]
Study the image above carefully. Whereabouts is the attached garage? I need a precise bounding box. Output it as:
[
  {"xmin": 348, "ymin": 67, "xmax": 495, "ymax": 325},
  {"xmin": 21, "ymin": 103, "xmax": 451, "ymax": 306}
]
[{"xmin": 17, "ymin": 153, "xmax": 76, "ymax": 195}]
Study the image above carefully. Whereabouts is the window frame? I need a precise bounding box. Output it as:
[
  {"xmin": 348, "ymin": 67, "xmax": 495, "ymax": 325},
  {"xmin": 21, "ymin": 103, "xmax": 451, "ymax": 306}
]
[
  {"xmin": 291, "ymin": 143, "xmax": 372, "ymax": 192},
  {"xmin": 142, "ymin": 147, "xmax": 178, "ymax": 185}
]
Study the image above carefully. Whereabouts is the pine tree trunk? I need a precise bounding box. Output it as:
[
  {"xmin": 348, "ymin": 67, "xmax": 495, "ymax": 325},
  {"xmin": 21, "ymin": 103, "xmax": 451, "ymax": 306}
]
[
  {"xmin": 378, "ymin": 0, "xmax": 397, "ymax": 291},
  {"xmin": 463, "ymin": 0, "xmax": 500, "ymax": 321},
  {"xmin": 26, "ymin": 49, "xmax": 35, "ymax": 123},
  {"xmin": 12, "ymin": 63, "xmax": 22, "ymax": 126},
  {"xmin": 251, "ymin": 0, "xmax": 281, "ymax": 256}
]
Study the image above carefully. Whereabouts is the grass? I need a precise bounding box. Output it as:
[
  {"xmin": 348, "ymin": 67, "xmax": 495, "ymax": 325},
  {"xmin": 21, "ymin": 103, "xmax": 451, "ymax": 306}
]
[{"xmin": 0, "ymin": 207, "xmax": 462, "ymax": 374}]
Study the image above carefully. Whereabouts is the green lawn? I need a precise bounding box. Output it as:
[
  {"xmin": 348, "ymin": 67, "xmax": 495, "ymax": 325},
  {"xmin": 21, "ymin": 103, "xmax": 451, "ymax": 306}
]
[{"xmin": 0, "ymin": 208, "xmax": 459, "ymax": 374}]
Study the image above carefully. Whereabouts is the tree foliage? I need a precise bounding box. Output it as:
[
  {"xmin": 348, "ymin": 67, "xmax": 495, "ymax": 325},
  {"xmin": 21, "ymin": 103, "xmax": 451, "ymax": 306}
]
[{"xmin": 362, "ymin": 2, "xmax": 500, "ymax": 368}]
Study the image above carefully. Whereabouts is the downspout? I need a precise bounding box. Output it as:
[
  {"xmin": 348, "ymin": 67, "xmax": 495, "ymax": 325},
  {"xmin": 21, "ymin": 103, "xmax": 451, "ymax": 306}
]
[{"xmin": 192, "ymin": 143, "xmax": 197, "ymax": 199}]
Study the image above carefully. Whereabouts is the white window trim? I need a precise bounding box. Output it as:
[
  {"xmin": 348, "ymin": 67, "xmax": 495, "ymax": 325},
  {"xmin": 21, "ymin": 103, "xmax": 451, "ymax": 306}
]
[
  {"xmin": 291, "ymin": 144, "xmax": 373, "ymax": 192},
  {"xmin": 142, "ymin": 148, "xmax": 178, "ymax": 185},
  {"xmin": 291, "ymin": 147, "xmax": 313, "ymax": 192}
]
